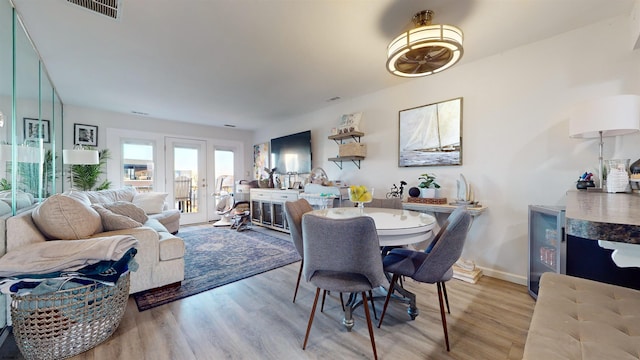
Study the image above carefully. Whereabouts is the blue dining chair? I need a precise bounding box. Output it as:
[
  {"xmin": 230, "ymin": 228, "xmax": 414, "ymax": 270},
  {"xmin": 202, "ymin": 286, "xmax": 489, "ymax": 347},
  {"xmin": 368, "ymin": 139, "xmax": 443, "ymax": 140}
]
[{"xmin": 377, "ymin": 208, "xmax": 471, "ymax": 351}]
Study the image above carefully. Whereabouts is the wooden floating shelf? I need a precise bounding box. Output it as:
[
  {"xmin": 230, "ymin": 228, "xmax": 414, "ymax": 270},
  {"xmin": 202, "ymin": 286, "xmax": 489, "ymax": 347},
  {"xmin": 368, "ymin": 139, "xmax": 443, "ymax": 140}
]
[{"xmin": 328, "ymin": 156, "xmax": 365, "ymax": 169}]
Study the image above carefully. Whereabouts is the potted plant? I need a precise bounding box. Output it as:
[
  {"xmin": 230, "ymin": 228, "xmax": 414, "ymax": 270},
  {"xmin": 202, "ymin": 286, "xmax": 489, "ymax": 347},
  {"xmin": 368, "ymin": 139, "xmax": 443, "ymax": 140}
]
[
  {"xmin": 68, "ymin": 149, "xmax": 111, "ymax": 191},
  {"xmin": 418, "ymin": 173, "xmax": 440, "ymax": 198}
]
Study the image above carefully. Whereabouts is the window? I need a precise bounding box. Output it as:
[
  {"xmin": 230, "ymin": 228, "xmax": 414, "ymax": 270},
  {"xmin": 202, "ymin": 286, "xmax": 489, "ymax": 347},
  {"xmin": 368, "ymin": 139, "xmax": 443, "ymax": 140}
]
[{"xmin": 122, "ymin": 140, "xmax": 155, "ymax": 192}]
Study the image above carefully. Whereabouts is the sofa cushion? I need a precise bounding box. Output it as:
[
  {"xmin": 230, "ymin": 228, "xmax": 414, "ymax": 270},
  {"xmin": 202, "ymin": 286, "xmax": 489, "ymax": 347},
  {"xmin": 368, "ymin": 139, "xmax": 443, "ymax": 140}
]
[
  {"xmin": 92, "ymin": 204, "xmax": 143, "ymax": 231},
  {"xmin": 158, "ymin": 232, "xmax": 185, "ymax": 261},
  {"xmin": 32, "ymin": 194, "xmax": 103, "ymax": 240},
  {"xmin": 84, "ymin": 187, "xmax": 138, "ymax": 204},
  {"xmin": 0, "ymin": 190, "xmax": 34, "ymax": 210},
  {"xmin": 132, "ymin": 192, "xmax": 168, "ymax": 214},
  {"xmin": 103, "ymin": 201, "xmax": 149, "ymax": 224},
  {"xmin": 144, "ymin": 218, "xmax": 169, "ymax": 233}
]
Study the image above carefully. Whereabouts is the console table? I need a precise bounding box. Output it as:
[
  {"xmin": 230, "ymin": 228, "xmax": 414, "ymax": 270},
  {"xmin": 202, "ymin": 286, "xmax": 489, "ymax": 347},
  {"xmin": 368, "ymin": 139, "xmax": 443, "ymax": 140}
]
[{"xmin": 402, "ymin": 202, "xmax": 488, "ymax": 226}]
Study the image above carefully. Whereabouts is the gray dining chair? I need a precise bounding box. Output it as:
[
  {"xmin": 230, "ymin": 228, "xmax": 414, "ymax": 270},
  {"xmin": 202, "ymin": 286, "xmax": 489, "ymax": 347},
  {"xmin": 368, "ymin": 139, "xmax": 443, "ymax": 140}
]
[
  {"xmin": 365, "ymin": 197, "xmax": 403, "ymax": 209},
  {"xmin": 284, "ymin": 199, "xmax": 314, "ymax": 303},
  {"xmin": 341, "ymin": 197, "xmax": 402, "ymax": 209},
  {"xmin": 301, "ymin": 214, "xmax": 388, "ymax": 360},
  {"xmin": 377, "ymin": 208, "xmax": 471, "ymax": 352}
]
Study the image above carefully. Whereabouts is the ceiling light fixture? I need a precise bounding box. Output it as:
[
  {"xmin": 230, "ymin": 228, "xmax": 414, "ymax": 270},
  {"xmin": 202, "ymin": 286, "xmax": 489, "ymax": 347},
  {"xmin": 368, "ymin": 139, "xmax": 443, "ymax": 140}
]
[{"xmin": 387, "ymin": 10, "xmax": 464, "ymax": 77}]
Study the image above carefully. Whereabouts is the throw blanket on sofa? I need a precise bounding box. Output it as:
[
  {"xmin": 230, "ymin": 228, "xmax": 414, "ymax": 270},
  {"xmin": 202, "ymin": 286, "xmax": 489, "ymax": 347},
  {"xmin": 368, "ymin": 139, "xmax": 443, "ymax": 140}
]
[{"xmin": 0, "ymin": 235, "xmax": 138, "ymax": 277}]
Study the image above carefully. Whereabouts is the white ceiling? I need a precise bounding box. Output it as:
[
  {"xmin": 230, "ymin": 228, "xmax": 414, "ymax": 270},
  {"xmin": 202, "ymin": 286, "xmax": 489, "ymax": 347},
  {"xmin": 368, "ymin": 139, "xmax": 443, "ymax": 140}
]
[{"xmin": 12, "ymin": 0, "xmax": 636, "ymax": 130}]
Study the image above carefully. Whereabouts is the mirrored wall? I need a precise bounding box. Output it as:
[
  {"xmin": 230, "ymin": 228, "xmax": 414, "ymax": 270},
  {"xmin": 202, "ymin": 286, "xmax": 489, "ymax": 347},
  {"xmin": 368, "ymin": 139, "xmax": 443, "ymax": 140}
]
[
  {"xmin": 1, "ymin": 0, "xmax": 62, "ymax": 217},
  {"xmin": 1, "ymin": 0, "xmax": 63, "ymax": 334}
]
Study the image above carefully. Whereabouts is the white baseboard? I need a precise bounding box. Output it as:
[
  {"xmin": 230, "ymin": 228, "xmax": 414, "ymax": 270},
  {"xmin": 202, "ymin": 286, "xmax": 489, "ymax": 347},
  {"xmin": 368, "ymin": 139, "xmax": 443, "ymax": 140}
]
[{"xmin": 478, "ymin": 266, "xmax": 527, "ymax": 286}]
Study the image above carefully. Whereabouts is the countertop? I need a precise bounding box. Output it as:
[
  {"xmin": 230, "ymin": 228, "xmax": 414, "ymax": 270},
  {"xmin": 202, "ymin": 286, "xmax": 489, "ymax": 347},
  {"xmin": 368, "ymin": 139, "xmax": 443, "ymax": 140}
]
[{"xmin": 565, "ymin": 191, "xmax": 640, "ymax": 244}]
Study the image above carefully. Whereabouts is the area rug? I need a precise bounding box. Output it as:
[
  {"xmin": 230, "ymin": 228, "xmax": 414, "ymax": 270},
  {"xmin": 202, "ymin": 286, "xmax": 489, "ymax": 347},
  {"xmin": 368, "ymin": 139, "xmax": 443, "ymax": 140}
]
[{"xmin": 133, "ymin": 227, "xmax": 300, "ymax": 311}]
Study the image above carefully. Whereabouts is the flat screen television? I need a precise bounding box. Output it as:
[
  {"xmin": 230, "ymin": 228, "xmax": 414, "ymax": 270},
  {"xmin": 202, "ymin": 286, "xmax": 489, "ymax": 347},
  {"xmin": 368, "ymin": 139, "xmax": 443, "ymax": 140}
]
[{"xmin": 270, "ymin": 130, "xmax": 312, "ymax": 174}]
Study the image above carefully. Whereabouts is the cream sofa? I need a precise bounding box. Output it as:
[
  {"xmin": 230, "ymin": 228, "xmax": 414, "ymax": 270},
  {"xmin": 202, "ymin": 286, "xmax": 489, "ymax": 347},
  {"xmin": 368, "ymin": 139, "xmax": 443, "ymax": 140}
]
[{"xmin": 5, "ymin": 188, "xmax": 185, "ymax": 294}]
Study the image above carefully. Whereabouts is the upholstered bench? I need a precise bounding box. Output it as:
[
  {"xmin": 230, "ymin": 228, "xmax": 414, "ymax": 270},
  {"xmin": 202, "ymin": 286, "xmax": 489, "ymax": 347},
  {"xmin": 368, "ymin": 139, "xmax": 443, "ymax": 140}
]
[{"xmin": 523, "ymin": 272, "xmax": 640, "ymax": 360}]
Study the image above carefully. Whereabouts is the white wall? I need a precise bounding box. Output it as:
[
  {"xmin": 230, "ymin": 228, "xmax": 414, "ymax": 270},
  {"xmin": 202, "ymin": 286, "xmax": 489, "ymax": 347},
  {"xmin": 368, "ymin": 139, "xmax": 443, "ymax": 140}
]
[
  {"xmin": 61, "ymin": 105, "xmax": 255, "ymax": 197},
  {"xmin": 254, "ymin": 14, "xmax": 640, "ymax": 284}
]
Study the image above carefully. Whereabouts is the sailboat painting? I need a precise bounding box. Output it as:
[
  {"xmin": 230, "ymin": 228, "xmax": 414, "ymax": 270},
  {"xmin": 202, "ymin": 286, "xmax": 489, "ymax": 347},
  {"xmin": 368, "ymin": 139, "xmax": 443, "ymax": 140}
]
[{"xmin": 399, "ymin": 97, "xmax": 462, "ymax": 167}]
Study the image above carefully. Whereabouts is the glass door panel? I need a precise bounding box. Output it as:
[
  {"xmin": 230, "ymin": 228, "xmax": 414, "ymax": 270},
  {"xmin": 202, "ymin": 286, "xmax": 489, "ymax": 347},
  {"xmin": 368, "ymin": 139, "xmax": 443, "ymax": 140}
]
[{"xmin": 166, "ymin": 137, "xmax": 207, "ymax": 224}]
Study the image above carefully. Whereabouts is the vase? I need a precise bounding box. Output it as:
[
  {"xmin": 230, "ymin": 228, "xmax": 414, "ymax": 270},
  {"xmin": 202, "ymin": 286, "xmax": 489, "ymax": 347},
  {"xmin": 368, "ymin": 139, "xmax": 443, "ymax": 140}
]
[{"xmin": 420, "ymin": 188, "xmax": 437, "ymax": 198}]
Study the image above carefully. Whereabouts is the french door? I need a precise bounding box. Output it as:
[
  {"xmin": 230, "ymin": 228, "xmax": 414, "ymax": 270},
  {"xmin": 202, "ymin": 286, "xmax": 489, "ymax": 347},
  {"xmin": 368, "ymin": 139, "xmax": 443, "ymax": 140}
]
[{"xmin": 165, "ymin": 137, "xmax": 208, "ymax": 225}]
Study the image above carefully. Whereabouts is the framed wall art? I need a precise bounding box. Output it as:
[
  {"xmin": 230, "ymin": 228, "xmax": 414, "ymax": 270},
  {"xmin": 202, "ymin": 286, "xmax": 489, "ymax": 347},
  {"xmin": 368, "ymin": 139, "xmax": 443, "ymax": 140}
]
[
  {"xmin": 398, "ymin": 97, "xmax": 463, "ymax": 167},
  {"xmin": 74, "ymin": 123, "xmax": 98, "ymax": 146},
  {"xmin": 23, "ymin": 118, "xmax": 50, "ymax": 143},
  {"xmin": 253, "ymin": 142, "xmax": 270, "ymax": 180}
]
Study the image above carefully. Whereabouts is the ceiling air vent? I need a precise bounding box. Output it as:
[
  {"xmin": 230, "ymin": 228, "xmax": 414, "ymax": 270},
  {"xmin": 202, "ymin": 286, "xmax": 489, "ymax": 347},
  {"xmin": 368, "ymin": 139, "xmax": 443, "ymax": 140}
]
[{"xmin": 66, "ymin": 0, "xmax": 121, "ymax": 20}]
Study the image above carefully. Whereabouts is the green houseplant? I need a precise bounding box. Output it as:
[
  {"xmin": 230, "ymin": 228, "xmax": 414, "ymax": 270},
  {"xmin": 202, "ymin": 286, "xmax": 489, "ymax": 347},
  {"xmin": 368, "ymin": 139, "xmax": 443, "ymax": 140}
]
[
  {"xmin": 418, "ymin": 173, "xmax": 440, "ymax": 198},
  {"xmin": 68, "ymin": 149, "xmax": 112, "ymax": 191}
]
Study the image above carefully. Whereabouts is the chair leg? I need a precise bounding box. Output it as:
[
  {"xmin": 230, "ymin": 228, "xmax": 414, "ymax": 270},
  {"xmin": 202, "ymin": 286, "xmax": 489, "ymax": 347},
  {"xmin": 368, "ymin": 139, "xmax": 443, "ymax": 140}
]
[
  {"xmin": 361, "ymin": 291, "xmax": 379, "ymax": 360},
  {"xmin": 436, "ymin": 282, "xmax": 450, "ymax": 351},
  {"xmin": 441, "ymin": 281, "xmax": 451, "ymax": 314},
  {"xmin": 321, "ymin": 290, "xmax": 327, "ymax": 312},
  {"xmin": 303, "ymin": 288, "xmax": 321, "ymax": 350},
  {"xmin": 368, "ymin": 290, "xmax": 377, "ymax": 320},
  {"xmin": 377, "ymin": 274, "xmax": 398, "ymax": 328},
  {"xmin": 293, "ymin": 260, "xmax": 303, "ymax": 303},
  {"xmin": 340, "ymin": 292, "xmax": 345, "ymax": 312}
]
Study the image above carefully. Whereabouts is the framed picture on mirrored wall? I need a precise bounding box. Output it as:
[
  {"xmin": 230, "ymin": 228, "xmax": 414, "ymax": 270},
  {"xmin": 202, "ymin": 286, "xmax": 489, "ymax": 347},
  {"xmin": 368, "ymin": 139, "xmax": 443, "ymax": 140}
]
[{"xmin": 23, "ymin": 118, "xmax": 50, "ymax": 143}]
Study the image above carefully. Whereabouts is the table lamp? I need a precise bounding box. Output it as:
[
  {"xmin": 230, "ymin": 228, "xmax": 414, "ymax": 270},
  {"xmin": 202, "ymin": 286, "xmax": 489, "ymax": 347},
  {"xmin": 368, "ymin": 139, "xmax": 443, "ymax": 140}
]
[
  {"xmin": 63, "ymin": 147, "xmax": 99, "ymax": 190},
  {"xmin": 569, "ymin": 94, "xmax": 640, "ymax": 190}
]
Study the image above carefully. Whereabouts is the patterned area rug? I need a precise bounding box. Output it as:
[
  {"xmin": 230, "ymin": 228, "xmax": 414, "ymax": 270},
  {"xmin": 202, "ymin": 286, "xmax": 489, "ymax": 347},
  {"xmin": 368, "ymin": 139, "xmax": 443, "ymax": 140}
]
[{"xmin": 133, "ymin": 227, "xmax": 300, "ymax": 311}]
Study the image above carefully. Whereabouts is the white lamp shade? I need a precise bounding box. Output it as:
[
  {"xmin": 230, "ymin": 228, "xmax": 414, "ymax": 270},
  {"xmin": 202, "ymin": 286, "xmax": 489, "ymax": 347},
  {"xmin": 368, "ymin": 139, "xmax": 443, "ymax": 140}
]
[
  {"xmin": 63, "ymin": 149, "xmax": 99, "ymax": 165},
  {"xmin": 569, "ymin": 94, "xmax": 640, "ymax": 138}
]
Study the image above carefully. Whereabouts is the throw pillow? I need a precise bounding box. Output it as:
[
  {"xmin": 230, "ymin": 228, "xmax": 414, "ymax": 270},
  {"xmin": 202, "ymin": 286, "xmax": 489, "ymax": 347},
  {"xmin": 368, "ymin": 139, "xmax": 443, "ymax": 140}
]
[
  {"xmin": 92, "ymin": 204, "xmax": 143, "ymax": 231},
  {"xmin": 132, "ymin": 192, "xmax": 168, "ymax": 214},
  {"xmin": 32, "ymin": 194, "xmax": 103, "ymax": 240},
  {"xmin": 103, "ymin": 201, "xmax": 149, "ymax": 223},
  {"xmin": 144, "ymin": 218, "xmax": 169, "ymax": 233}
]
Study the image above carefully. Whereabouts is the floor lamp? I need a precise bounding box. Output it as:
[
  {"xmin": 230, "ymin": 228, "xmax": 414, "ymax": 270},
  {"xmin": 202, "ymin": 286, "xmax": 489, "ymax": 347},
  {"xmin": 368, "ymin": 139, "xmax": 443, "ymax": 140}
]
[
  {"xmin": 63, "ymin": 147, "xmax": 99, "ymax": 190},
  {"xmin": 569, "ymin": 94, "xmax": 640, "ymax": 190}
]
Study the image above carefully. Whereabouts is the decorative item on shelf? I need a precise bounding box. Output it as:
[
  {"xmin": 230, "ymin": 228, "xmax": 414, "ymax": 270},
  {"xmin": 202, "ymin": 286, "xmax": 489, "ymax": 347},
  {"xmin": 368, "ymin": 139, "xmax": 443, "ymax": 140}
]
[
  {"xmin": 348, "ymin": 185, "xmax": 373, "ymax": 208},
  {"xmin": 259, "ymin": 167, "xmax": 277, "ymax": 188},
  {"xmin": 387, "ymin": 10, "xmax": 463, "ymax": 77},
  {"xmin": 576, "ymin": 172, "xmax": 595, "ymax": 190},
  {"xmin": 569, "ymin": 94, "xmax": 640, "ymax": 190},
  {"xmin": 418, "ymin": 173, "xmax": 440, "ymax": 198},
  {"xmin": 386, "ymin": 180, "xmax": 407, "ymax": 199},
  {"xmin": 408, "ymin": 186, "xmax": 421, "ymax": 198},
  {"xmin": 452, "ymin": 173, "xmax": 479, "ymax": 206},
  {"xmin": 337, "ymin": 112, "xmax": 362, "ymax": 134},
  {"xmin": 605, "ymin": 159, "xmax": 630, "ymax": 193}
]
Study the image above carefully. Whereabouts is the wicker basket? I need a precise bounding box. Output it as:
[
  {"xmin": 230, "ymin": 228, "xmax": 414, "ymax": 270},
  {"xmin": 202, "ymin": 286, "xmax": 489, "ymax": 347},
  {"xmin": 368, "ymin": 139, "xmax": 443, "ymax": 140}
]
[
  {"xmin": 10, "ymin": 272, "xmax": 130, "ymax": 360},
  {"xmin": 339, "ymin": 142, "xmax": 367, "ymax": 157}
]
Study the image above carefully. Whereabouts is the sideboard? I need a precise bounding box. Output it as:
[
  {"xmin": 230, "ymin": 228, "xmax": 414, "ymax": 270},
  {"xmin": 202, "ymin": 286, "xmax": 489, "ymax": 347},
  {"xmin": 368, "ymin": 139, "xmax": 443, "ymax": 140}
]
[{"xmin": 250, "ymin": 188, "xmax": 302, "ymax": 233}]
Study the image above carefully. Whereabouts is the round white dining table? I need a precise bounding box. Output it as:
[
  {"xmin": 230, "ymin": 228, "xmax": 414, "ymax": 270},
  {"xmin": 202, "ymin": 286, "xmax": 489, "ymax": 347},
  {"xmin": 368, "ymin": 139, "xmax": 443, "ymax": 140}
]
[{"xmin": 308, "ymin": 207, "xmax": 437, "ymax": 246}]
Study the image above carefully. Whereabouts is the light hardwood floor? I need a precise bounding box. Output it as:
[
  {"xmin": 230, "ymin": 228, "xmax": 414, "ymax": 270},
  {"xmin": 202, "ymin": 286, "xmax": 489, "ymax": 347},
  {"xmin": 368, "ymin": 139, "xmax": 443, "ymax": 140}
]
[{"xmin": 2, "ymin": 228, "xmax": 536, "ymax": 360}]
